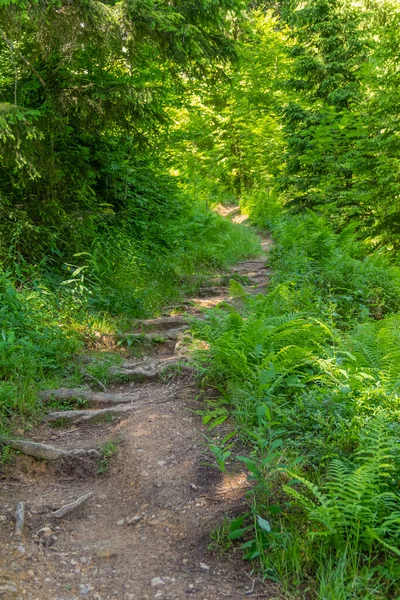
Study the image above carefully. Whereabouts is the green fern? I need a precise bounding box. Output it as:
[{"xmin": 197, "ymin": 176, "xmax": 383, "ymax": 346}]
[{"xmin": 284, "ymin": 415, "xmax": 400, "ymax": 556}]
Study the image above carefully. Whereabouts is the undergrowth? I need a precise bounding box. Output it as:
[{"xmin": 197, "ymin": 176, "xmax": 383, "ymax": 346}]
[
  {"xmin": 194, "ymin": 209, "xmax": 400, "ymax": 598},
  {"xmin": 0, "ymin": 207, "xmax": 260, "ymax": 433}
]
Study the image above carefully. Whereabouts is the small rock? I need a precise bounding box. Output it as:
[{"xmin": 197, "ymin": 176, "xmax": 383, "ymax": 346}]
[
  {"xmin": 36, "ymin": 526, "xmax": 53, "ymax": 538},
  {"xmin": 0, "ymin": 583, "xmax": 17, "ymax": 595},
  {"xmin": 80, "ymin": 586, "xmax": 90, "ymax": 596},
  {"xmin": 126, "ymin": 515, "xmax": 142, "ymax": 526},
  {"xmin": 151, "ymin": 577, "xmax": 165, "ymax": 587},
  {"xmin": 96, "ymin": 548, "xmax": 118, "ymax": 559},
  {"xmin": 44, "ymin": 578, "xmax": 51, "ymax": 583},
  {"xmin": 71, "ymin": 559, "xmax": 78, "ymax": 566},
  {"xmin": 16, "ymin": 545, "xmax": 25, "ymax": 554},
  {"xmin": 116, "ymin": 519, "xmax": 125, "ymax": 526},
  {"xmin": 45, "ymin": 534, "xmax": 57, "ymax": 547},
  {"xmin": 200, "ymin": 562, "xmax": 210, "ymax": 571},
  {"xmin": 27, "ymin": 570, "xmax": 35, "ymax": 578}
]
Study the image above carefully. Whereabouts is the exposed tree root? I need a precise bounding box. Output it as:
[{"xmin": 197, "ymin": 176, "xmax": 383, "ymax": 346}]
[
  {"xmin": 110, "ymin": 356, "xmax": 188, "ymax": 379},
  {"xmin": 47, "ymin": 492, "xmax": 94, "ymax": 519},
  {"xmin": 133, "ymin": 315, "xmax": 190, "ymax": 330},
  {"xmin": 0, "ymin": 436, "xmax": 100, "ymax": 461},
  {"xmin": 14, "ymin": 502, "xmax": 25, "ymax": 538},
  {"xmin": 40, "ymin": 388, "xmax": 139, "ymax": 405},
  {"xmin": 44, "ymin": 404, "xmax": 138, "ymax": 424}
]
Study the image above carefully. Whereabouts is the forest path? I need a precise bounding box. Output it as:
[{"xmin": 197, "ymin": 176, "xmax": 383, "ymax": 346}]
[{"xmin": 0, "ymin": 212, "xmax": 275, "ymax": 600}]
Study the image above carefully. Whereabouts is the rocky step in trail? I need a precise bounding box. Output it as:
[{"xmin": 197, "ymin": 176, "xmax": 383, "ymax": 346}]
[{"xmin": 0, "ymin": 223, "xmax": 275, "ymax": 600}]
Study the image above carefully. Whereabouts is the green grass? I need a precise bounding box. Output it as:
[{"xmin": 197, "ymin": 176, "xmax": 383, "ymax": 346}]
[{"xmin": 98, "ymin": 440, "xmax": 120, "ymax": 474}]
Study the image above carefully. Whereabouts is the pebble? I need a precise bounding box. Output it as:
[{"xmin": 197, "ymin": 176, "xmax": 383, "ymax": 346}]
[
  {"xmin": 117, "ymin": 519, "xmax": 125, "ymax": 526},
  {"xmin": 200, "ymin": 562, "xmax": 210, "ymax": 571},
  {"xmin": 45, "ymin": 534, "xmax": 57, "ymax": 547},
  {"xmin": 96, "ymin": 548, "xmax": 118, "ymax": 559},
  {"xmin": 27, "ymin": 570, "xmax": 35, "ymax": 578},
  {"xmin": 151, "ymin": 577, "xmax": 165, "ymax": 587},
  {"xmin": 37, "ymin": 526, "xmax": 53, "ymax": 538},
  {"xmin": 80, "ymin": 586, "xmax": 90, "ymax": 596},
  {"xmin": 126, "ymin": 515, "xmax": 142, "ymax": 526},
  {"xmin": 0, "ymin": 583, "xmax": 17, "ymax": 594}
]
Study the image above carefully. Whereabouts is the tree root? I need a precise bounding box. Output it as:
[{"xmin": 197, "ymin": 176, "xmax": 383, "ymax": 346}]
[
  {"xmin": 0, "ymin": 436, "xmax": 100, "ymax": 461},
  {"xmin": 44, "ymin": 404, "xmax": 138, "ymax": 424},
  {"xmin": 14, "ymin": 501, "xmax": 25, "ymax": 538},
  {"xmin": 47, "ymin": 492, "xmax": 94, "ymax": 519},
  {"xmin": 110, "ymin": 356, "xmax": 188, "ymax": 379},
  {"xmin": 40, "ymin": 388, "xmax": 139, "ymax": 405},
  {"xmin": 133, "ymin": 315, "xmax": 190, "ymax": 330}
]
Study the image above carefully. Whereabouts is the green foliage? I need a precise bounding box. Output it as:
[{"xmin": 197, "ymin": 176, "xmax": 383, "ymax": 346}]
[
  {"xmin": 285, "ymin": 415, "xmax": 400, "ymax": 556},
  {"xmin": 0, "ymin": 0, "xmax": 260, "ymax": 433},
  {"xmin": 98, "ymin": 440, "xmax": 120, "ymax": 474},
  {"xmin": 3, "ymin": 0, "xmax": 400, "ymax": 596},
  {"xmin": 194, "ymin": 211, "xmax": 400, "ymax": 597},
  {"xmin": 0, "ymin": 208, "xmax": 260, "ymax": 432}
]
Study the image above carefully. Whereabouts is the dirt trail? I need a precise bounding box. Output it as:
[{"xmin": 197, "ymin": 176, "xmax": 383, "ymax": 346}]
[{"xmin": 0, "ymin": 214, "xmax": 274, "ymax": 600}]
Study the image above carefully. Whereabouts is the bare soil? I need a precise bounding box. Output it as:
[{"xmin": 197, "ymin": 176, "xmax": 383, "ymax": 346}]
[{"xmin": 0, "ymin": 221, "xmax": 277, "ymax": 600}]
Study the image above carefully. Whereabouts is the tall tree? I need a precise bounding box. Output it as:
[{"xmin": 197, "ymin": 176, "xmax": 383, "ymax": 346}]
[{"xmin": 0, "ymin": 0, "xmax": 242, "ymax": 262}]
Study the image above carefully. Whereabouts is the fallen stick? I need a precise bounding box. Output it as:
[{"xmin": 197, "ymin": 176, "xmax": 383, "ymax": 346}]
[
  {"xmin": 47, "ymin": 492, "xmax": 94, "ymax": 519},
  {"xmin": 14, "ymin": 501, "xmax": 25, "ymax": 538},
  {"xmin": 0, "ymin": 436, "xmax": 100, "ymax": 461}
]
